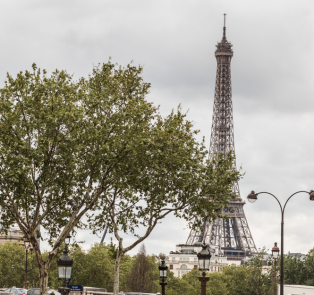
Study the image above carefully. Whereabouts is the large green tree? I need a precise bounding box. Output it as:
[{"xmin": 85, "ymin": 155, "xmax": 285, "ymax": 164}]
[
  {"xmin": 0, "ymin": 62, "xmax": 240, "ymax": 295},
  {"xmin": 0, "ymin": 62, "xmax": 159, "ymax": 294}
]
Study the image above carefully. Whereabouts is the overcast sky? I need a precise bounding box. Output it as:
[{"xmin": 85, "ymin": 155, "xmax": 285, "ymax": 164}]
[{"xmin": 1, "ymin": 0, "xmax": 314, "ymax": 257}]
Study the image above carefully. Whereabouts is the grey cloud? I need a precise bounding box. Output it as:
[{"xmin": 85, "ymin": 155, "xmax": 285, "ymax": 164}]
[{"xmin": 0, "ymin": 0, "xmax": 314, "ymax": 256}]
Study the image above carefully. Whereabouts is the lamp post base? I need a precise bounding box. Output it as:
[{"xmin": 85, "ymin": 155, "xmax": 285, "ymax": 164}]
[{"xmin": 198, "ymin": 272, "xmax": 209, "ymax": 295}]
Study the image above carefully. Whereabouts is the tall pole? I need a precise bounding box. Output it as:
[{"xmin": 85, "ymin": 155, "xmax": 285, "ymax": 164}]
[
  {"xmin": 280, "ymin": 216, "xmax": 284, "ymax": 295},
  {"xmin": 24, "ymin": 249, "xmax": 28, "ymax": 289},
  {"xmin": 160, "ymin": 278, "xmax": 166, "ymax": 295},
  {"xmin": 274, "ymin": 257, "xmax": 277, "ymax": 295}
]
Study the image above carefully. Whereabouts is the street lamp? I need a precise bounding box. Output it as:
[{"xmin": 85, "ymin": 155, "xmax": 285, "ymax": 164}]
[
  {"xmin": 247, "ymin": 191, "xmax": 257, "ymax": 203},
  {"xmin": 57, "ymin": 236, "xmax": 73, "ymax": 295},
  {"xmin": 272, "ymin": 242, "xmax": 280, "ymax": 295},
  {"xmin": 247, "ymin": 189, "xmax": 314, "ymax": 295},
  {"xmin": 197, "ymin": 244, "xmax": 211, "ymax": 295},
  {"xmin": 23, "ymin": 239, "xmax": 33, "ymax": 289},
  {"xmin": 158, "ymin": 260, "xmax": 168, "ymax": 295}
]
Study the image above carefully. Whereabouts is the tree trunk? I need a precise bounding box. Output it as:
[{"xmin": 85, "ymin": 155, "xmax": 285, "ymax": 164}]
[
  {"xmin": 113, "ymin": 251, "xmax": 123, "ymax": 295},
  {"xmin": 39, "ymin": 265, "xmax": 49, "ymax": 295}
]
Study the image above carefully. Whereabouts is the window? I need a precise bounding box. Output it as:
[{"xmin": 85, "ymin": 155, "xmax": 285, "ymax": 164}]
[
  {"xmin": 170, "ymin": 265, "xmax": 173, "ymax": 269},
  {"xmin": 194, "ymin": 258, "xmax": 198, "ymax": 262},
  {"xmin": 180, "ymin": 264, "xmax": 188, "ymax": 269},
  {"xmin": 179, "ymin": 257, "xmax": 189, "ymax": 262},
  {"xmin": 172, "ymin": 257, "xmax": 176, "ymax": 261},
  {"xmin": 194, "ymin": 265, "xmax": 198, "ymax": 269}
]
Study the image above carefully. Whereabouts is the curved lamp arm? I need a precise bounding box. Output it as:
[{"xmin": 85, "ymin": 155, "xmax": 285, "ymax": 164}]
[
  {"xmin": 283, "ymin": 191, "xmax": 312, "ymax": 213},
  {"xmin": 257, "ymin": 192, "xmax": 283, "ymax": 214},
  {"xmin": 248, "ymin": 191, "xmax": 283, "ymax": 214},
  {"xmin": 248, "ymin": 190, "xmax": 313, "ymax": 219}
]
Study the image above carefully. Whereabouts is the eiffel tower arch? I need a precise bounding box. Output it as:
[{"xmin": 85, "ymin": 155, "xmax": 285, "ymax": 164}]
[{"xmin": 186, "ymin": 15, "xmax": 257, "ymax": 261}]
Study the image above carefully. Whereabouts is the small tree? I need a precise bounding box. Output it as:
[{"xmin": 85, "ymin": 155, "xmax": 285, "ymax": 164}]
[
  {"xmin": 126, "ymin": 244, "xmax": 158, "ymax": 293},
  {"xmin": 167, "ymin": 270, "xmax": 198, "ymax": 295},
  {"xmin": 223, "ymin": 264, "xmax": 251, "ymax": 295},
  {"xmin": 244, "ymin": 248, "xmax": 272, "ymax": 295},
  {"xmin": 208, "ymin": 272, "xmax": 228, "ymax": 295}
]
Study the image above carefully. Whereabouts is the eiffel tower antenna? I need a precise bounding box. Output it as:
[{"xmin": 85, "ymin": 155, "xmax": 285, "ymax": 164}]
[
  {"xmin": 223, "ymin": 14, "xmax": 227, "ymax": 39},
  {"xmin": 186, "ymin": 16, "xmax": 257, "ymax": 260}
]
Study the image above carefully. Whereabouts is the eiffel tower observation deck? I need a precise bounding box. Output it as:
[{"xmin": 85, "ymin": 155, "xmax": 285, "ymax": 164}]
[{"xmin": 186, "ymin": 15, "xmax": 257, "ymax": 261}]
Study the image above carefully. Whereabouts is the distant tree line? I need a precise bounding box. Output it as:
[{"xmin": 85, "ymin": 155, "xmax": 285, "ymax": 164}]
[
  {"xmin": 0, "ymin": 242, "xmax": 160, "ymax": 293},
  {"xmin": 1, "ymin": 242, "xmax": 314, "ymax": 294}
]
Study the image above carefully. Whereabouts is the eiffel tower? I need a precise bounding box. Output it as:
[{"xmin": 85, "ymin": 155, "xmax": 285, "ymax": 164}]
[{"xmin": 186, "ymin": 15, "xmax": 257, "ymax": 260}]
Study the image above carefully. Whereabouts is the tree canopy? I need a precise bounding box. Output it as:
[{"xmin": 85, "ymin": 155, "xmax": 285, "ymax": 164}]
[{"xmin": 0, "ymin": 61, "xmax": 240, "ymax": 295}]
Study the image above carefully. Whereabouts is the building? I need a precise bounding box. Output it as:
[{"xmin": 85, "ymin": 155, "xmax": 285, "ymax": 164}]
[
  {"xmin": 287, "ymin": 252, "xmax": 306, "ymax": 261},
  {"xmin": 279, "ymin": 284, "xmax": 314, "ymax": 295},
  {"xmin": 0, "ymin": 221, "xmax": 24, "ymax": 246},
  {"xmin": 0, "ymin": 216, "xmax": 40, "ymax": 247},
  {"xmin": 166, "ymin": 244, "xmax": 228, "ymax": 277}
]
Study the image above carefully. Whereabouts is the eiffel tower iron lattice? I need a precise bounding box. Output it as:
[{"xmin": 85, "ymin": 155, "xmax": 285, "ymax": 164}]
[{"xmin": 186, "ymin": 15, "xmax": 257, "ymax": 260}]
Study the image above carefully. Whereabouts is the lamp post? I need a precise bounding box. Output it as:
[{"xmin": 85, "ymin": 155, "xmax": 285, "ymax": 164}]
[
  {"xmin": 197, "ymin": 244, "xmax": 211, "ymax": 295},
  {"xmin": 23, "ymin": 239, "xmax": 34, "ymax": 289},
  {"xmin": 57, "ymin": 235, "xmax": 73, "ymax": 295},
  {"xmin": 159, "ymin": 260, "xmax": 168, "ymax": 295},
  {"xmin": 11, "ymin": 265, "xmax": 16, "ymax": 287},
  {"xmin": 247, "ymin": 190, "xmax": 314, "ymax": 295},
  {"xmin": 272, "ymin": 242, "xmax": 280, "ymax": 295}
]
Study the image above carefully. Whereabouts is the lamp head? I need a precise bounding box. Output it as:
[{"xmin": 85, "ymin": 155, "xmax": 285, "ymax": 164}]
[
  {"xmin": 57, "ymin": 249, "xmax": 74, "ymax": 279},
  {"xmin": 247, "ymin": 191, "xmax": 258, "ymax": 203},
  {"xmin": 158, "ymin": 260, "xmax": 168, "ymax": 279},
  {"xmin": 197, "ymin": 244, "xmax": 211, "ymax": 271},
  {"xmin": 309, "ymin": 190, "xmax": 314, "ymax": 201},
  {"xmin": 272, "ymin": 242, "xmax": 280, "ymax": 260},
  {"xmin": 24, "ymin": 239, "xmax": 30, "ymax": 249}
]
